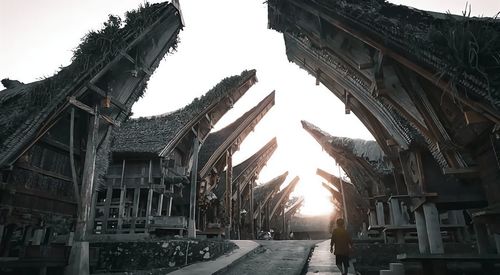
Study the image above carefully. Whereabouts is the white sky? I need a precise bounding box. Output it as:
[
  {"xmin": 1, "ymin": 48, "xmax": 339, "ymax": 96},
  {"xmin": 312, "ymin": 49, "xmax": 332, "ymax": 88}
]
[{"xmin": 1, "ymin": 0, "xmax": 498, "ymax": 216}]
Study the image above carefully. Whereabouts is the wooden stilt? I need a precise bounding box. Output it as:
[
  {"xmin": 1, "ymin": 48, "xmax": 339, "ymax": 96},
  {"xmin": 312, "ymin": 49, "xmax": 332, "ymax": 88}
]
[
  {"xmin": 117, "ymin": 160, "xmax": 126, "ymax": 231},
  {"xmin": 188, "ymin": 137, "xmax": 200, "ymax": 238},
  {"xmin": 249, "ymin": 180, "xmax": 254, "ymax": 239},
  {"xmin": 225, "ymin": 149, "xmax": 233, "ymax": 238}
]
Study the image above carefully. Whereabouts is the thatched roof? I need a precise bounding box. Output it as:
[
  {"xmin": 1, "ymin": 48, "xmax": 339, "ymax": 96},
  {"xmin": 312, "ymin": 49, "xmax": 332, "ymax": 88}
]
[
  {"xmin": 301, "ymin": 120, "xmax": 392, "ymax": 175},
  {"xmin": 198, "ymin": 91, "xmax": 275, "ymax": 178},
  {"xmin": 253, "ymin": 171, "xmax": 289, "ymax": 204},
  {"xmin": 0, "ymin": 2, "xmax": 182, "ymax": 167},
  {"xmin": 269, "ymin": 176, "xmax": 300, "ymax": 217},
  {"xmin": 111, "ymin": 70, "xmax": 256, "ymax": 156},
  {"xmin": 214, "ymin": 137, "xmax": 278, "ymax": 199},
  {"xmin": 268, "ymin": 0, "xmax": 500, "ymax": 108}
]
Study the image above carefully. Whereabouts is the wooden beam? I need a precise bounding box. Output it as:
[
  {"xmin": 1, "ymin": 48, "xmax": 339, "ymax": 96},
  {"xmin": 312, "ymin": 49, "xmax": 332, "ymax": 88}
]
[
  {"xmin": 287, "ymin": 0, "xmax": 500, "ymax": 124},
  {"xmin": 68, "ymin": 97, "xmax": 120, "ymax": 126},
  {"xmin": 16, "ymin": 163, "xmax": 72, "ymax": 183},
  {"xmin": 442, "ymin": 167, "xmax": 479, "ymax": 175},
  {"xmin": 464, "ymin": 111, "xmax": 488, "ymax": 126},
  {"xmin": 87, "ymin": 83, "xmax": 128, "ymax": 112},
  {"xmin": 226, "ymin": 149, "xmax": 233, "ymax": 236}
]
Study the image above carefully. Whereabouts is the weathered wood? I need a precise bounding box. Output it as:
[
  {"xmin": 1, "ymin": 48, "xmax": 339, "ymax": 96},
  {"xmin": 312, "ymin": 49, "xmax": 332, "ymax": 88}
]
[
  {"xmin": 131, "ymin": 187, "xmax": 140, "ymax": 232},
  {"xmin": 86, "ymin": 83, "xmax": 127, "ymax": 112},
  {"xmin": 249, "ymin": 180, "xmax": 254, "ymax": 239},
  {"xmin": 67, "ymin": 97, "xmax": 120, "ymax": 127},
  {"xmin": 225, "ymin": 149, "xmax": 233, "ymax": 237},
  {"xmin": 16, "ymin": 163, "xmax": 73, "ymax": 183},
  {"xmin": 188, "ymin": 137, "xmax": 200, "ymax": 238},
  {"xmin": 69, "ymin": 108, "xmax": 81, "ymax": 212},
  {"xmin": 464, "ymin": 111, "xmax": 488, "ymax": 125},
  {"xmin": 75, "ymin": 106, "xmax": 99, "ymax": 242},
  {"xmin": 442, "ymin": 167, "xmax": 479, "ymax": 175},
  {"xmin": 236, "ymin": 172, "xmax": 241, "ymax": 240},
  {"xmin": 102, "ymin": 186, "xmax": 113, "ymax": 232},
  {"xmin": 117, "ymin": 160, "xmax": 126, "ymax": 230}
]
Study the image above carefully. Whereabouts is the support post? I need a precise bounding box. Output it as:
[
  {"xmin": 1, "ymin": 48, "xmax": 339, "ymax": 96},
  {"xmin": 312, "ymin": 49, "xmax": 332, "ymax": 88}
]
[
  {"xmin": 474, "ymin": 222, "xmax": 491, "ymax": 254},
  {"xmin": 422, "ymin": 202, "xmax": 444, "ymax": 254},
  {"xmin": 389, "ymin": 198, "xmax": 402, "ymax": 225},
  {"xmin": 368, "ymin": 209, "xmax": 377, "ymax": 226},
  {"xmin": 131, "ymin": 188, "xmax": 140, "ymax": 232},
  {"xmin": 265, "ymin": 203, "xmax": 271, "ymax": 232},
  {"xmin": 117, "ymin": 160, "xmax": 126, "ymax": 231},
  {"xmin": 102, "ymin": 186, "xmax": 113, "ymax": 232},
  {"xmin": 188, "ymin": 137, "xmax": 200, "ymax": 238},
  {"xmin": 225, "ymin": 149, "xmax": 233, "ymax": 239},
  {"xmin": 338, "ymin": 166, "xmax": 349, "ymax": 226},
  {"xmin": 414, "ymin": 208, "xmax": 430, "ymax": 253},
  {"xmin": 249, "ymin": 180, "xmax": 254, "ymax": 239},
  {"xmin": 282, "ymin": 207, "xmax": 286, "ymax": 240},
  {"xmin": 494, "ymin": 234, "xmax": 500, "ymax": 254},
  {"xmin": 236, "ymin": 179, "xmax": 241, "ymax": 240},
  {"xmin": 67, "ymin": 106, "xmax": 99, "ymax": 275},
  {"xmin": 376, "ymin": 201, "xmax": 385, "ymax": 226},
  {"xmin": 257, "ymin": 202, "xmax": 262, "ymax": 233}
]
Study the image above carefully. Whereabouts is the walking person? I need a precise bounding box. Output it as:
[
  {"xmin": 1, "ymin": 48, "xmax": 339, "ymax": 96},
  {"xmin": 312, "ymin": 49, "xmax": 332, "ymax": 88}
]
[{"xmin": 330, "ymin": 218, "xmax": 353, "ymax": 275}]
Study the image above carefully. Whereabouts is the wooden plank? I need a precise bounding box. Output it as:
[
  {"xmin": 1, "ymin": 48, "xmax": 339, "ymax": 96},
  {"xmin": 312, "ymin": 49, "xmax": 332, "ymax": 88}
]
[
  {"xmin": 16, "ymin": 163, "xmax": 72, "ymax": 183},
  {"xmin": 464, "ymin": 111, "xmax": 487, "ymax": 125},
  {"xmin": 442, "ymin": 167, "xmax": 479, "ymax": 175},
  {"xmin": 131, "ymin": 187, "xmax": 140, "ymax": 232},
  {"xmin": 117, "ymin": 160, "xmax": 126, "ymax": 230},
  {"xmin": 42, "ymin": 136, "xmax": 80, "ymax": 156},
  {"xmin": 67, "ymin": 97, "xmax": 120, "ymax": 127}
]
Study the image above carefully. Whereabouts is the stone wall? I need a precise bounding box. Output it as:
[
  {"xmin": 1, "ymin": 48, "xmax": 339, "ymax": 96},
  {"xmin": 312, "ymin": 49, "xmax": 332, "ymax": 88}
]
[{"xmin": 90, "ymin": 239, "xmax": 237, "ymax": 274}]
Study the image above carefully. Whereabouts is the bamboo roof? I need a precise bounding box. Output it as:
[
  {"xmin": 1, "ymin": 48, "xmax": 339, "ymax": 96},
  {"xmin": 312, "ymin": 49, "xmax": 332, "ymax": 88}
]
[
  {"xmin": 0, "ymin": 2, "xmax": 183, "ymax": 167},
  {"xmin": 111, "ymin": 70, "xmax": 256, "ymax": 156},
  {"xmin": 268, "ymin": 0, "xmax": 500, "ymax": 108},
  {"xmin": 214, "ymin": 137, "xmax": 278, "ymax": 199},
  {"xmin": 198, "ymin": 91, "xmax": 275, "ymax": 178},
  {"xmin": 253, "ymin": 171, "xmax": 289, "ymax": 204}
]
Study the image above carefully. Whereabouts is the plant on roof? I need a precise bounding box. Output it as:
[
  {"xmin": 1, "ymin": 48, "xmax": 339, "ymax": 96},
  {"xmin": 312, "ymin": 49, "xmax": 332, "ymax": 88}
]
[{"xmin": 428, "ymin": 6, "xmax": 500, "ymax": 104}]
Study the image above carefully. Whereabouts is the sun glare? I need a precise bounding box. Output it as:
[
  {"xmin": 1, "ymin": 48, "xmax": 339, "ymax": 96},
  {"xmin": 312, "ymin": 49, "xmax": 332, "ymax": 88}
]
[{"xmin": 292, "ymin": 174, "xmax": 335, "ymax": 216}]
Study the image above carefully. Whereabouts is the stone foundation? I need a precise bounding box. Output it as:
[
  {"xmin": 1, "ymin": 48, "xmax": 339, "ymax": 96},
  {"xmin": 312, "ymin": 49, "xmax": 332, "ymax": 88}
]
[{"xmin": 90, "ymin": 239, "xmax": 237, "ymax": 274}]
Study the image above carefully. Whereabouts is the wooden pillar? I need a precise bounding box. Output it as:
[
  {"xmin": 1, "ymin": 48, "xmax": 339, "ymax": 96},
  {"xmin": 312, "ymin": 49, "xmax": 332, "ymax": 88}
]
[
  {"xmin": 102, "ymin": 186, "xmax": 113, "ymax": 233},
  {"xmin": 0, "ymin": 225, "xmax": 4, "ymax": 248},
  {"xmin": 422, "ymin": 202, "xmax": 444, "ymax": 254},
  {"xmin": 131, "ymin": 188, "xmax": 140, "ymax": 232},
  {"xmin": 474, "ymin": 222, "xmax": 491, "ymax": 254},
  {"xmin": 265, "ymin": 203, "xmax": 270, "ymax": 231},
  {"xmin": 188, "ymin": 137, "xmax": 200, "ymax": 238},
  {"xmin": 368, "ymin": 209, "xmax": 377, "ymax": 226},
  {"xmin": 225, "ymin": 149, "xmax": 233, "ymax": 238},
  {"xmin": 415, "ymin": 208, "xmax": 430, "ymax": 253},
  {"xmin": 236, "ymin": 179, "xmax": 241, "ymax": 240},
  {"xmin": 494, "ymin": 234, "xmax": 500, "ymax": 254},
  {"xmin": 249, "ymin": 180, "xmax": 254, "ymax": 239},
  {"xmin": 257, "ymin": 203, "xmax": 262, "ymax": 233},
  {"xmin": 157, "ymin": 159, "xmax": 164, "ymax": 216},
  {"xmin": 390, "ymin": 198, "xmax": 403, "ymax": 225},
  {"xmin": 282, "ymin": 207, "xmax": 286, "ymax": 240},
  {"xmin": 74, "ymin": 107, "xmax": 100, "ymax": 241},
  {"xmin": 146, "ymin": 160, "xmax": 154, "ymax": 231},
  {"xmin": 32, "ymin": 228, "xmax": 45, "ymax": 245},
  {"xmin": 376, "ymin": 201, "xmax": 385, "ymax": 226},
  {"xmin": 117, "ymin": 160, "xmax": 126, "ymax": 231}
]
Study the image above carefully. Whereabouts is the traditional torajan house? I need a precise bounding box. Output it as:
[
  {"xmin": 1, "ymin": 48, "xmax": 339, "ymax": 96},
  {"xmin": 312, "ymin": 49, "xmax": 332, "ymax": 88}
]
[
  {"xmin": 93, "ymin": 70, "xmax": 258, "ymax": 239},
  {"xmin": 251, "ymin": 171, "xmax": 288, "ymax": 237},
  {"xmin": 197, "ymin": 92, "xmax": 275, "ymax": 236},
  {"xmin": 214, "ymin": 137, "xmax": 278, "ymax": 239},
  {"xmin": 269, "ymin": 0, "xmax": 499, "ymax": 271},
  {"xmin": 0, "ymin": 2, "xmax": 183, "ymax": 273},
  {"xmin": 317, "ymin": 168, "xmax": 368, "ymax": 235},
  {"xmin": 268, "ymin": 176, "xmax": 300, "ymax": 239}
]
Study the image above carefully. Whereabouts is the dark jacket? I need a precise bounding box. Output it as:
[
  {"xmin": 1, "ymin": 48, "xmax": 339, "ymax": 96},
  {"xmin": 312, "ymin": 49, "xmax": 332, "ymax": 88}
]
[{"xmin": 330, "ymin": 227, "xmax": 352, "ymax": 256}]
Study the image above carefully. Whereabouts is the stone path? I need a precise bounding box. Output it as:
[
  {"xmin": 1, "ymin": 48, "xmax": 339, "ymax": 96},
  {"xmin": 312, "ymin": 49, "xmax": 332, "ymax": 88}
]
[{"xmin": 306, "ymin": 240, "xmax": 356, "ymax": 275}]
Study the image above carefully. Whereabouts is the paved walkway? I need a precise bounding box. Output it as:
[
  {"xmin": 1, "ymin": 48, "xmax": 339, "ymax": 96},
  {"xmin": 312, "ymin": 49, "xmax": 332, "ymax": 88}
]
[
  {"xmin": 170, "ymin": 240, "xmax": 259, "ymax": 275},
  {"xmin": 306, "ymin": 240, "xmax": 356, "ymax": 275}
]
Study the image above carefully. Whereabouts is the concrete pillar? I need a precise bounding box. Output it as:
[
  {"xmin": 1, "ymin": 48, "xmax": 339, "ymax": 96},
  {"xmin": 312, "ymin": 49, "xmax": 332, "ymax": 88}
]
[
  {"xmin": 32, "ymin": 229, "xmax": 45, "ymax": 245},
  {"xmin": 423, "ymin": 202, "xmax": 444, "ymax": 254},
  {"xmin": 474, "ymin": 222, "xmax": 491, "ymax": 254},
  {"xmin": 390, "ymin": 199, "xmax": 402, "ymax": 225},
  {"xmin": 376, "ymin": 202, "xmax": 385, "ymax": 226},
  {"xmin": 414, "ymin": 208, "xmax": 430, "ymax": 253}
]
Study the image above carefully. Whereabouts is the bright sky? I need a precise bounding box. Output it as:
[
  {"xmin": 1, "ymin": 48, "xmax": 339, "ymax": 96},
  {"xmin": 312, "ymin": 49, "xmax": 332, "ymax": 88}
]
[{"xmin": 1, "ymin": 0, "xmax": 498, "ymax": 216}]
